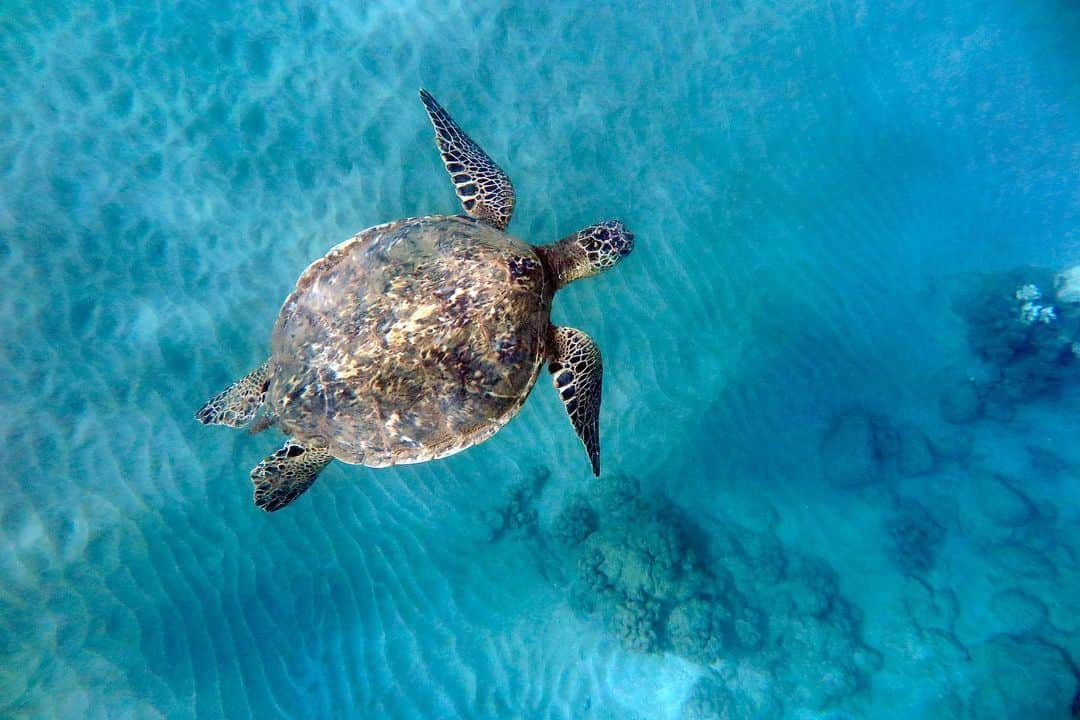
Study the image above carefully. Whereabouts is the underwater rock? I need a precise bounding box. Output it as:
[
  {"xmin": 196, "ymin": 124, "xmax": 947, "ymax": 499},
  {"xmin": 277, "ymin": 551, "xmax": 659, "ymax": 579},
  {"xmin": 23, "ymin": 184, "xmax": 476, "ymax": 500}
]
[
  {"xmin": 979, "ymin": 381, "xmax": 1018, "ymax": 423},
  {"xmin": 990, "ymin": 588, "xmax": 1048, "ymax": 634},
  {"xmin": 1048, "ymin": 581, "xmax": 1080, "ymax": 636},
  {"xmin": 784, "ymin": 555, "xmax": 840, "ymax": 619},
  {"xmin": 987, "ymin": 541, "xmax": 1058, "ymax": 581},
  {"xmin": 871, "ymin": 417, "xmax": 901, "ymax": 460},
  {"xmin": 1026, "ymin": 444, "xmax": 1068, "ymax": 480},
  {"xmin": 929, "ymin": 428, "xmax": 974, "ymax": 463},
  {"xmin": 885, "ymin": 497, "xmax": 945, "ymax": 576},
  {"xmin": 974, "ymin": 473, "xmax": 1037, "ymax": 527},
  {"xmin": 966, "ymin": 636, "xmax": 1075, "ymax": 719},
  {"xmin": 820, "ymin": 410, "xmax": 879, "ymax": 488},
  {"xmin": 896, "ymin": 425, "xmax": 935, "ymax": 476},
  {"xmin": 904, "ymin": 582, "xmax": 959, "ymax": 632},
  {"xmin": 938, "ymin": 380, "xmax": 981, "ymax": 424},
  {"xmin": 1055, "ymin": 265, "xmax": 1080, "ymax": 303}
]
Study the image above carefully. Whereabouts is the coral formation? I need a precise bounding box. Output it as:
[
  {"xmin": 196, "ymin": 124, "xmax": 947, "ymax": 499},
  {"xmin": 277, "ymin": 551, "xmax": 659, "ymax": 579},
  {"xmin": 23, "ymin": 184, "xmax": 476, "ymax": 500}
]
[
  {"xmin": 550, "ymin": 476, "xmax": 876, "ymax": 716},
  {"xmin": 1015, "ymin": 283, "xmax": 1057, "ymax": 325},
  {"xmin": 682, "ymin": 668, "xmax": 782, "ymax": 720},
  {"xmin": 484, "ymin": 467, "xmax": 549, "ymax": 541},
  {"xmin": 951, "ymin": 267, "xmax": 1080, "ymax": 416},
  {"xmin": 551, "ymin": 495, "xmax": 597, "ymax": 547},
  {"xmin": 1015, "ymin": 283, "xmax": 1041, "ymax": 302},
  {"xmin": 568, "ymin": 482, "xmax": 703, "ymax": 653},
  {"xmin": 667, "ymin": 597, "xmax": 735, "ymax": 664}
]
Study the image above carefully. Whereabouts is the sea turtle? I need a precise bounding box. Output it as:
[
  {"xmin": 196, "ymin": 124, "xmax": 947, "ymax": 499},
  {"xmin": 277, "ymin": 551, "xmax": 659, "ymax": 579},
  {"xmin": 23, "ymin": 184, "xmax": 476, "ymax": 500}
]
[{"xmin": 196, "ymin": 89, "xmax": 635, "ymax": 511}]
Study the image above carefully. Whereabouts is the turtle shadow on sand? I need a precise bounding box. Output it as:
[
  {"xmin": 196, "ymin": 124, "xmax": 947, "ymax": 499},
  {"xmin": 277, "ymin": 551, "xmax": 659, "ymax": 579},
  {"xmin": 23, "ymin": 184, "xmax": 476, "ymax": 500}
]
[{"xmin": 195, "ymin": 90, "xmax": 635, "ymax": 511}]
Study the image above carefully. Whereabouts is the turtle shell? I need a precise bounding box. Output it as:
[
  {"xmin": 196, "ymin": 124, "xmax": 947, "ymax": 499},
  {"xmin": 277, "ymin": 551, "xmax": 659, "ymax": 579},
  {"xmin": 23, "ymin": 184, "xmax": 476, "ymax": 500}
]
[{"xmin": 267, "ymin": 214, "xmax": 552, "ymax": 466}]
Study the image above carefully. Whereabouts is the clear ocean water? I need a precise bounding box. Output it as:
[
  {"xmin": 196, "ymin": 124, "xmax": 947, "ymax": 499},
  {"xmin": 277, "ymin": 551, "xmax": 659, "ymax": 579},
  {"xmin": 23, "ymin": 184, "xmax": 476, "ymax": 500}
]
[{"xmin": 2, "ymin": 1, "xmax": 1079, "ymax": 718}]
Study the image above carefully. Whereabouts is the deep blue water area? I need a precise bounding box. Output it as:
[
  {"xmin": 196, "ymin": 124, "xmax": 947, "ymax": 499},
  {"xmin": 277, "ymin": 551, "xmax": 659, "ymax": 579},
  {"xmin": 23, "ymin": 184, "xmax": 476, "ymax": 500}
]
[{"xmin": 2, "ymin": 1, "xmax": 1079, "ymax": 718}]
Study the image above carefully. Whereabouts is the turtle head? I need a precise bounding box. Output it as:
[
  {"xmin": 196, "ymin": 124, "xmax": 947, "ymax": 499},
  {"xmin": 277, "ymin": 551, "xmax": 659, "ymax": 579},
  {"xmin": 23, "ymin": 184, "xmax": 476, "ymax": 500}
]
[
  {"xmin": 538, "ymin": 220, "xmax": 635, "ymax": 289},
  {"xmin": 576, "ymin": 221, "xmax": 635, "ymax": 271}
]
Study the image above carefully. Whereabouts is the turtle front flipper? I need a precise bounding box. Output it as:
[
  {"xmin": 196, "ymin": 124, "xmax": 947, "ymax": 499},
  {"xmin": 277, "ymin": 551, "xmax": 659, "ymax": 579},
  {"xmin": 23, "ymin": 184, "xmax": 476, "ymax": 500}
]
[
  {"xmin": 419, "ymin": 89, "xmax": 515, "ymax": 230},
  {"xmin": 195, "ymin": 361, "xmax": 270, "ymax": 428},
  {"xmin": 548, "ymin": 326, "xmax": 603, "ymax": 476},
  {"xmin": 250, "ymin": 439, "xmax": 332, "ymax": 512}
]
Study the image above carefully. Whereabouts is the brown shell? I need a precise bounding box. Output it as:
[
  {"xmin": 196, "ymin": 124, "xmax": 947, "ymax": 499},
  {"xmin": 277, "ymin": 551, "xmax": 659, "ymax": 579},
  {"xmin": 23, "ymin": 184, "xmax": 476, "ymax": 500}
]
[{"xmin": 267, "ymin": 214, "xmax": 552, "ymax": 466}]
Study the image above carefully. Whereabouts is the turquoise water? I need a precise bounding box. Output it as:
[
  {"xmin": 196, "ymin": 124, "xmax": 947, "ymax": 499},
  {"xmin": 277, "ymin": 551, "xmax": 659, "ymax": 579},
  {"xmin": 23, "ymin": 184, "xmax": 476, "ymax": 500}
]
[{"xmin": 2, "ymin": 0, "xmax": 1079, "ymax": 717}]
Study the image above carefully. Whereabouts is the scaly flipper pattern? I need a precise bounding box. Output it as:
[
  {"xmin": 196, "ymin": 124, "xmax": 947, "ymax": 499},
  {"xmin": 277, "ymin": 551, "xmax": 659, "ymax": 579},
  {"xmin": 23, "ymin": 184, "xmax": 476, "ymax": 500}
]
[
  {"xmin": 420, "ymin": 89, "xmax": 516, "ymax": 230},
  {"xmin": 250, "ymin": 439, "xmax": 333, "ymax": 512},
  {"xmin": 548, "ymin": 326, "xmax": 603, "ymax": 475},
  {"xmin": 195, "ymin": 361, "xmax": 270, "ymax": 428}
]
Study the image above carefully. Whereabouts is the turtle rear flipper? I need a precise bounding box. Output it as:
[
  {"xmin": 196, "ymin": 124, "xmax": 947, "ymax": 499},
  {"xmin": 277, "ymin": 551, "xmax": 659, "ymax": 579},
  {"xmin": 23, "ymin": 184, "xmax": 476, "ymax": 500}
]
[
  {"xmin": 196, "ymin": 361, "xmax": 270, "ymax": 427},
  {"xmin": 549, "ymin": 326, "xmax": 603, "ymax": 476},
  {"xmin": 250, "ymin": 439, "xmax": 332, "ymax": 512}
]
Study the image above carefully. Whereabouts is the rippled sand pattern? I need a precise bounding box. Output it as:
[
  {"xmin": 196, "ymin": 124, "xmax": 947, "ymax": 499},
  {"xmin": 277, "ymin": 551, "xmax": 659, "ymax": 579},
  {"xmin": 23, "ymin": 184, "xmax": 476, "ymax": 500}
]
[{"xmin": 1, "ymin": 0, "xmax": 1078, "ymax": 718}]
